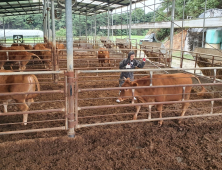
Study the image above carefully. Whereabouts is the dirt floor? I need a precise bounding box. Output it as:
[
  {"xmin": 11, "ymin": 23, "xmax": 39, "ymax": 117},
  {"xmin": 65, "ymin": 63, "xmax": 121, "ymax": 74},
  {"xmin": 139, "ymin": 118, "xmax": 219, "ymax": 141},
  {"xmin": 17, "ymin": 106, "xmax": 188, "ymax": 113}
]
[{"xmin": 1, "ymin": 68, "xmax": 222, "ymax": 169}]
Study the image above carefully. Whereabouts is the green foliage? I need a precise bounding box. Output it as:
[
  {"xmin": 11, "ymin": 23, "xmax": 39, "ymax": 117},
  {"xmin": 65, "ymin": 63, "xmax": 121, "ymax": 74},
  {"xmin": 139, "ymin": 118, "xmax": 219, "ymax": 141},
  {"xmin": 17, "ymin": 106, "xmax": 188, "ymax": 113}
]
[
  {"xmin": 156, "ymin": 0, "xmax": 222, "ymax": 21},
  {"xmin": 1, "ymin": 14, "xmax": 43, "ymax": 30},
  {"xmin": 156, "ymin": 28, "xmax": 170, "ymax": 41},
  {"xmin": 56, "ymin": 28, "xmax": 66, "ymax": 37},
  {"xmin": 0, "ymin": 8, "xmax": 154, "ymax": 37}
]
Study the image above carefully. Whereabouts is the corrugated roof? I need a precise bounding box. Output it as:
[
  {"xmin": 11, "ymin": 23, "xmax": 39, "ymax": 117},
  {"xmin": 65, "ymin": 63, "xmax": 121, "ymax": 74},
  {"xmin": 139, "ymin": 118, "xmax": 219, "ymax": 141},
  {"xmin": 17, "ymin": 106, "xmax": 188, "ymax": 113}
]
[{"xmin": 0, "ymin": 0, "xmax": 144, "ymax": 17}]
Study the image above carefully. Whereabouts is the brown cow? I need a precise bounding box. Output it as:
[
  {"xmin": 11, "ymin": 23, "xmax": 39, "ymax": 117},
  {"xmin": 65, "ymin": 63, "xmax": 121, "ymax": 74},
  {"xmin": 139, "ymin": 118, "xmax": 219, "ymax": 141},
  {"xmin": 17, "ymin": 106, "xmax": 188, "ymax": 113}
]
[
  {"xmin": 0, "ymin": 48, "xmax": 8, "ymax": 70},
  {"xmin": 0, "ymin": 46, "xmax": 40, "ymax": 70},
  {"xmin": 33, "ymin": 44, "xmax": 52, "ymax": 69},
  {"xmin": 11, "ymin": 43, "xmax": 19, "ymax": 46},
  {"xmin": 118, "ymin": 73, "xmax": 206, "ymax": 126},
  {"xmin": 98, "ymin": 48, "xmax": 110, "ymax": 67},
  {"xmin": 11, "ymin": 43, "xmax": 33, "ymax": 50},
  {"xmin": 0, "ymin": 70, "xmax": 40, "ymax": 125},
  {"xmin": 20, "ymin": 44, "xmax": 33, "ymax": 50},
  {"xmin": 56, "ymin": 43, "xmax": 66, "ymax": 55}
]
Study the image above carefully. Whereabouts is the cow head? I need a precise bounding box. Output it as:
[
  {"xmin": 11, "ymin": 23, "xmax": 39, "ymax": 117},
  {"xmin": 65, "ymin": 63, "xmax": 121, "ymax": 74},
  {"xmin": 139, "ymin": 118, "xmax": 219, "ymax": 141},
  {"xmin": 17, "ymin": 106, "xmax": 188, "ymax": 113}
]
[
  {"xmin": 118, "ymin": 78, "xmax": 138, "ymax": 102},
  {"xmin": 99, "ymin": 48, "xmax": 106, "ymax": 55}
]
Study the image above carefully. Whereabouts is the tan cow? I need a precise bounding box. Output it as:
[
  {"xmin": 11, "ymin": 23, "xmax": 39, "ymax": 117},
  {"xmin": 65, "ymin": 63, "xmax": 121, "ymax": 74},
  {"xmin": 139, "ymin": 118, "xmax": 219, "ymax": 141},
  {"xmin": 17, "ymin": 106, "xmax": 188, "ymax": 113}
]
[
  {"xmin": 0, "ymin": 70, "xmax": 40, "ymax": 125},
  {"xmin": 118, "ymin": 73, "xmax": 206, "ymax": 126},
  {"xmin": 98, "ymin": 48, "xmax": 110, "ymax": 67}
]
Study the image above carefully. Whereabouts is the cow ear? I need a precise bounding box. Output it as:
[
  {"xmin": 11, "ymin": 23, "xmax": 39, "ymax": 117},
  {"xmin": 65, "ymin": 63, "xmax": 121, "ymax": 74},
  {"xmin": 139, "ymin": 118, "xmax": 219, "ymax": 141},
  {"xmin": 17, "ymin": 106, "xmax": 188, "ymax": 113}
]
[
  {"xmin": 132, "ymin": 82, "xmax": 138, "ymax": 86},
  {"xmin": 125, "ymin": 78, "xmax": 131, "ymax": 83},
  {"xmin": 126, "ymin": 78, "xmax": 131, "ymax": 82}
]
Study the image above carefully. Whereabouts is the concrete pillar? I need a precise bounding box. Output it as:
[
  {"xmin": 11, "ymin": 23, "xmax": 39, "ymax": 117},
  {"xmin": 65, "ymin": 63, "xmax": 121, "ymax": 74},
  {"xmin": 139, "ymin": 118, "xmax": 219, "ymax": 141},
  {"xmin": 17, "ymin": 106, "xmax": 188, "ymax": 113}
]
[{"xmin": 66, "ymin": 0, "xmax": 74, "ymax": 138}]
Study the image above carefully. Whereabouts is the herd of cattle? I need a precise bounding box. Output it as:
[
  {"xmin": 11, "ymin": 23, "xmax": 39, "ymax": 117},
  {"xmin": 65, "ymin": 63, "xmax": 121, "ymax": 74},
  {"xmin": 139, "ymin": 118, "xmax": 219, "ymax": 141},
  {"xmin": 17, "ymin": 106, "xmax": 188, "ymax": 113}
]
[
  {"xmin": 0, "ymin": 40, "xmax": 65, "ymax": 71},
  {"xmin": 0, "ymin": 40, "xmax": 208, "ymax": 127}
]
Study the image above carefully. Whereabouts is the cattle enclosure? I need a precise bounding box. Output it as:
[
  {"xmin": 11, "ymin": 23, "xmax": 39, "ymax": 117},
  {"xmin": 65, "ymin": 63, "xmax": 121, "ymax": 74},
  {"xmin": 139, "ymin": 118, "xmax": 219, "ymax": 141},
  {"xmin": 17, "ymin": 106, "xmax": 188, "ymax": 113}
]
[
  {"xmin": 1, "ymin": 0, "xmax": 222, "ymax": 169},
  {"xmin": 1, "ymin": 37, "xmax": 222, "ymax": 136}
]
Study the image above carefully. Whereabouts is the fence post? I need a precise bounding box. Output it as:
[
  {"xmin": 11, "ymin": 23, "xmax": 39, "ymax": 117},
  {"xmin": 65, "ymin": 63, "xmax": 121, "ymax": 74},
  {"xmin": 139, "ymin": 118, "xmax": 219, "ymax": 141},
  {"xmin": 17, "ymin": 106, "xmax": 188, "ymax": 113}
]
[
  {"xmin": 211, "ymin": 69, "xmax": 216, "ymax": 114},
  {"xmin": 75, "ymin": 70, "xmax": 79, "ymax": 130},
  {"xmin": 66, "ymin": 71, "xmax": 75, "ymax": 137}
]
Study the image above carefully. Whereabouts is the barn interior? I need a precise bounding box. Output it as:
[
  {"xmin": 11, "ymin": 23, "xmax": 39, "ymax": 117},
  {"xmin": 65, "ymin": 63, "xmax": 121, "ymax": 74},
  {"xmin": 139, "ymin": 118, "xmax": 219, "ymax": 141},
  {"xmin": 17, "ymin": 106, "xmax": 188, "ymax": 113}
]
[{"xmin": 1, "ymin": 1, "xmax": 222, "ymax": 169}]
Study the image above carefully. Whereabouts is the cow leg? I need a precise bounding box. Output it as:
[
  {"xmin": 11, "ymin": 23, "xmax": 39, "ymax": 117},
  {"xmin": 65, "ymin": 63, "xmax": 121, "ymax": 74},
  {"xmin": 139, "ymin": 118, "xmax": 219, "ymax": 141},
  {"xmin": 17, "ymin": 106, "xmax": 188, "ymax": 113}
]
[
  {"xmin": 148, "ymin": 105, "xmax": 152, "ymax": 119},
  {"xmin": 16, "ymin": 99, "xmax": 29, "ymax": 125},
  {"xmin": 156, "ymin": 104, "xmax": 163, "ymax": 126},
  {"xmin": 27, "ymin": 98, "xmax": 34, "ymax": 107},
  {"xmin": 3, "ymin": 101, "xmax": 8, "ymax": 113},
  {"xmin": 10, "ymin": 64, "xmax": 13, "ymax": 70},
  {"xmin": 178, "ymin": 102, "xmax": 190, "ymax": 124},
  {"xmin": 133, "ymin": 106, "xmax": 141, "ymax": 120}
]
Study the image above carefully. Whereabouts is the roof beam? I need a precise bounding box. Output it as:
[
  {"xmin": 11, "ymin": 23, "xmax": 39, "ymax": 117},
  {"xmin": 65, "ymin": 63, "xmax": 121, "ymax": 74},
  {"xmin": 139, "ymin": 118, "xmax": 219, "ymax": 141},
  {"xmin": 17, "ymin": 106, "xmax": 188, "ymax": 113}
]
[
  {"xmin": 0, "ymin": 8, "xmax": 40, "ymax": 14},
  {"xmin": 100, "ymin": 17, "xmax": 222, "ymax": 29}
]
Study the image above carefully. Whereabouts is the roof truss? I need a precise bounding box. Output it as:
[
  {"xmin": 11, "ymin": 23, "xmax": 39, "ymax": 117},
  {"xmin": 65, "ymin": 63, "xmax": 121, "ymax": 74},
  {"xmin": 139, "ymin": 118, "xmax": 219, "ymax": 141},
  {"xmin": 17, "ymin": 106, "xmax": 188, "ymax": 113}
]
[{"xmin": 0, "ymin": 0, "xmax": 142, "ymax": 17}]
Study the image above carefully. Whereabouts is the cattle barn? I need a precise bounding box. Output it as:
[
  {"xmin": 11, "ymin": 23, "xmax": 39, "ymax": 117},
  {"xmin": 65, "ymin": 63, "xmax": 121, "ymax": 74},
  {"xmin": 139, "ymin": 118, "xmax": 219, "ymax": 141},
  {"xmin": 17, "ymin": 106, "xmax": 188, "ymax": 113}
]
[{"xmin": 0, "ymin": 0, "xmax": 222, "ymax": 169}]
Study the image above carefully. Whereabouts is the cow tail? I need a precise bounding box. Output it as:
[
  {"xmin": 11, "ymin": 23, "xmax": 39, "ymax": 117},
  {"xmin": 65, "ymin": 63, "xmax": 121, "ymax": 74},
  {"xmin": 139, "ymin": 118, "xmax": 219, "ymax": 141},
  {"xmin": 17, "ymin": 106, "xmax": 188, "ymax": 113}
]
[
  {"xmin": 31, "ymin": 53, "xmax": 42, "ymax": 63},
  {"xmin": 192, "ymin": 75, "xmax": 206, "ymax": 96},
  {"xmin": 31, "ymin": 75, "xmax": 40, "ymax": 98}
]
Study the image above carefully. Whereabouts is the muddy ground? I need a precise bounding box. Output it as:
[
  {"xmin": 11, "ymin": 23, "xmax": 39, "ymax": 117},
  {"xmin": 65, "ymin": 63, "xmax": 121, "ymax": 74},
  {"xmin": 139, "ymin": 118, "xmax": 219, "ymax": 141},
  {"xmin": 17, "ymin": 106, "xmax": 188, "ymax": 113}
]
[{"xmin": 1, "ymin": 68, "xmax": 222, "ymax": 170}]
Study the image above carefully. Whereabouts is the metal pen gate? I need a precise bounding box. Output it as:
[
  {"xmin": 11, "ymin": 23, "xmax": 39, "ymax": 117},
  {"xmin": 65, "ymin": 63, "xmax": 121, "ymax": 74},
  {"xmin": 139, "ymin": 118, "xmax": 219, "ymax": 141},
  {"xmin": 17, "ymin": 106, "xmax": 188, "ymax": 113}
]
[
  {"xmin": 71, "ymin": 67, "xmax": 222, "ymax": 135},
  {"xmin": 0, "ymin": 71, "xmax": 67, "ymax": 135}
]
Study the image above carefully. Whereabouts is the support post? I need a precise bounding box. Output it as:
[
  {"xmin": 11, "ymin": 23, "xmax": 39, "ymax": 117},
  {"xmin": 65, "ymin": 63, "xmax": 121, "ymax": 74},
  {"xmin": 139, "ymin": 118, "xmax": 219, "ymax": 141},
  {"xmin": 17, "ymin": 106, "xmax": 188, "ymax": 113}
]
[
  {"xmin": 202, "ymin": 0, "xmax": 207, "ymax": 47},
  {"xmin": 180, "ymin": 0, "xmax": 185, "ymax": 67},
  {"xmin": 51, "ymin": 0, "xmax": 58, "ymax": 81},
  {"xmin": 86, "ymin": 15, "xmax": 87, "ymax": 38},
  {"xmin": 129, "ymin": 0, "xmax": 132, "ymax": 39},
  {"xmin": 121, "ymin": 7, "xmax": 122, "ymax": 39},
  {"xmin": 47, "ymin": 0, "xmax": 50, "ymax": 41},
  {"xmin": 154, "ymin": 0, "xmax": 155, "ymax": 22},
  {"xmin": 90, "ymin": 19, "xmax": 92, "ymax": 37},
  {"xmin": 79, "ymin": 14, "xmax": 81, "ymax": 37},
  {"xmin": 111, "ymin": 11, "xmax": 113, "ymax": 41},
  {"xmin": 169, "ymin": 0, "xmax": 175, "ymax": 67},
  {"xmin": 43, "ymin": 0, "xmax": 47, "ymax": 41},
  {"xmin": 108, "ymin": 8, "xmax": 110, "ymax": 38},
  {"xmin": 66, "ymin": 0, "xmax": 75, "ymax": 138},
  {"xmin": 3, "ymin": 17, "xmax": 5, "ymax": 43},
  {"xmin": 94, "ymin": 14, "xmax": 97, "ymax": 44}
]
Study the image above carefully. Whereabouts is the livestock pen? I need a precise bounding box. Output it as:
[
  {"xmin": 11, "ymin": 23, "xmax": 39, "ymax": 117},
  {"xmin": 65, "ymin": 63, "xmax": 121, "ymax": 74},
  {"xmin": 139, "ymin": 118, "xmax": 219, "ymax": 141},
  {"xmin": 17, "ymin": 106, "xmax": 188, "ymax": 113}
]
[{"xmin": 1, "ymin": 0, "xmax": 222, "ymax": 169}]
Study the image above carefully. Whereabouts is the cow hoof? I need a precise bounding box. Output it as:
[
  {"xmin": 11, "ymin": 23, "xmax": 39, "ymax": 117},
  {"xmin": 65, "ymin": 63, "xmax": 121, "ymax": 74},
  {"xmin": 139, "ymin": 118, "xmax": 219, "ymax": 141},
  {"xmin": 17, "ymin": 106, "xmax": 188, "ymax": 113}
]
[{"xmin": 158, "ymin": 122, "xmax": 163, "ymax": 127}]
